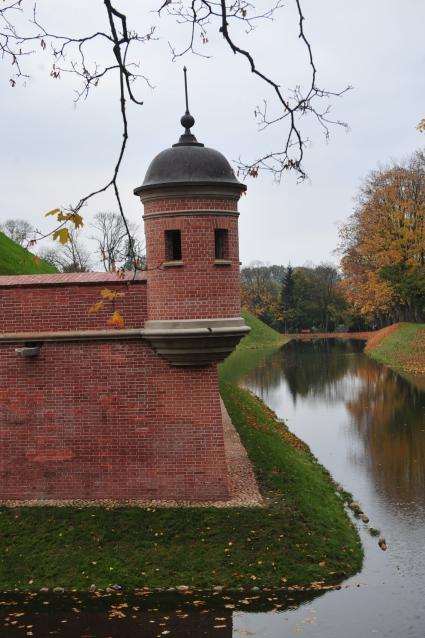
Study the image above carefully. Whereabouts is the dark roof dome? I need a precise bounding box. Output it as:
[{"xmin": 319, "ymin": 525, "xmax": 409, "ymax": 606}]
[
  {"xmin": 134, "ymin": 76, "xmax": 246, "ymax": 197},
  {"xmin": 139, "ymin": 144, "xmax": 244, "ymax": 192}
]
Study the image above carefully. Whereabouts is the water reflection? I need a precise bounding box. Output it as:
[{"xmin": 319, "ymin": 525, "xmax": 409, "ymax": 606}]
[
  {"xmin": 239, "ymin": 339, "xmax": 425, "ymax": 636},
  {"xmin": 243, "ymin": 339, "xmax": 425, "ymax": 508},
  {"xmin": 249, "ymin": 340, "xmax": 364, "ymax": 404},
  {"xmin": 0, "ymin": 590, "xmax": 325, "ymax": 637},
  {"xmin": 345, "ymin": 364, "xmax": 425, "ymax": 506}
]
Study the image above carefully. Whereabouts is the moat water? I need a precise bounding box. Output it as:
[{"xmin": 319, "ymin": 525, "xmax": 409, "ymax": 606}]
[
  {"xmin": 2, "ymin": 339, "xmax": 425, "ymax": 636},
  {"xmin": 237, "ymin": 339, "xmax": 425, "ymax": 637}
]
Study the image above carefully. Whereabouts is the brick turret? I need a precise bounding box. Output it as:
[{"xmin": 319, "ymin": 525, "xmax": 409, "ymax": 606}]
[{"xmin": 134, "ymin": 95, "xmax": 249, "ymax": 366}]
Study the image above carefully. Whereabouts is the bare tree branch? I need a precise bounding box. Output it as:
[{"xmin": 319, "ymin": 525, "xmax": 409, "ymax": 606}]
[
  {"xmin": 0, "ymin": 1, "xmax": 156, "ymax": 269},
  {"xmin": 1, "ymin": 0, "xmax": 352, "ymax": 261},
  {"xmin": 163, "ymin": 0, "xmax": 351, "ymax": 180}
]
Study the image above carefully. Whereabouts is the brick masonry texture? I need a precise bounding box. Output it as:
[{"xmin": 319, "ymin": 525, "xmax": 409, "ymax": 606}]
[
  {"xmin": 0, "ymin": 280, "xmax": 147, "ymax": 333},
  {"xmin": 143, "ymin": 197, "xmax": 238, "ymax": 214},
  {"xmin": 0, "ymin": 340, "xmax": 229, "ymax": 500},
  {"xmin": 0, "ymin": 192, "xmax": 243, "ymax": 502},
  {"xmin": 144, "ymin": 197, "xmax": 241, "ymax": 321}
]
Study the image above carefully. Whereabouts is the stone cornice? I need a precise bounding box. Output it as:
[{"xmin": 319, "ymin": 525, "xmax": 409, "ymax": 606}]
[
  {"xmin": 0, "ymin": 318, "xmax": 251, "ymax": 367},
  {"xmin": 143, "ymin": 209, "xmax": 239, "ymax": 221},
  {"xmin": 136, "ymin": 183, "xmax": 244, "ymax": 202}
]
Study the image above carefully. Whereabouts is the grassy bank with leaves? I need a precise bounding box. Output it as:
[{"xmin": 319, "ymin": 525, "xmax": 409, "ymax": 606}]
[
  {"xmin": 0, "ymin": 310, "xmax": 362, "ymax": 592},
  {"xmin": 0, "ymin": 231, "xmax": 57, "ymax": 275},
  {"xmin": 366, "ymin": 322, "xmax": 425, "ymax": 376}
]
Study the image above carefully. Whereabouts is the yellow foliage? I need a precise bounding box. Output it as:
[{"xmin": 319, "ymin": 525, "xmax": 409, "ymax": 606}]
[
  {"xmin": 56, "ymin": 211, "xmax": 84, "ymax": 229},
  {"xmin": 52, "ymin": 227, "xmax": 70, "ymax": 245},
  {"xmin": 100, "ymin": 288, "xmax": 125, "ymax": 301},
  {"xmin": 339, "ymin": 152, "xmax": 425, "ymax": 320},
  {"xmin": 88, "ymin": 300, "xmax": 105, "ymax": 314},
  {"xmin": 106, "ymin": 310, "xmax": 125, "ymax": 329}
]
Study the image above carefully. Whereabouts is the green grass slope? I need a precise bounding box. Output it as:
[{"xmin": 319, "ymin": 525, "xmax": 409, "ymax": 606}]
[
  {"xmin": 0, "ymin": 231, "xmax": 57, "ymax": 275},
  {"xmin": 240, "ymin": 308, "xmax": 283, "ymax": 348},
  {"xmin": 367, "ymin": 322, "xmax": 425, "ymax": 376},
  {"xmin": 219, "ymin": 309, "xmax": 289, "ymax": 384}
]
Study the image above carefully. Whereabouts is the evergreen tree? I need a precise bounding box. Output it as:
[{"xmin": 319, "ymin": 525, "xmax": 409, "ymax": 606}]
[{"xmin": 280, "ymin": 264, "xmax": 295, "ymax": 332}]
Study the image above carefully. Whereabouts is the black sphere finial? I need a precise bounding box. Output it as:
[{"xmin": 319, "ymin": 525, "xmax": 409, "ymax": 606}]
[{"xmin": 181, "ymin": 112, "xmax": 195, "ymax": 131}]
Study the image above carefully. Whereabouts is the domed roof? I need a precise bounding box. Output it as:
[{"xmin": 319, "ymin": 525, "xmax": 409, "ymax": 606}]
[
  {"xmin": 140, "ymin": 144, "xmax": 243, "ymax": 190},
  {"xmin": 134, "ymin": 105, "xmax": 246, "ymax": 196}
]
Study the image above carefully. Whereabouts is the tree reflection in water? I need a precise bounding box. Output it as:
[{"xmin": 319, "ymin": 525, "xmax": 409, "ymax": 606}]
[
  {"xmin": 345, "ymin": 363, "xmax": 425, "ymax": 506},
  {"xmin": 243, "ymin": 339, "xmax": 425, "ymax": 507}
]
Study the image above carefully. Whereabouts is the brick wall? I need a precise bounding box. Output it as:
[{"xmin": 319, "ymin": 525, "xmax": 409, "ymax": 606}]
[
  {"xmin": 0, "ymin": 191, "xmax": 243, "ymax": 502},
  {"xmin": 144, "ymin": 197, "xmax": 241, "ymax": 321},
  {"xmin": 0, "ymin": 339, "xmax": 229, "ymax": 501},
  {"xmin": 0, "ymin": 276, "xmax": 147, "ymax": 333}
]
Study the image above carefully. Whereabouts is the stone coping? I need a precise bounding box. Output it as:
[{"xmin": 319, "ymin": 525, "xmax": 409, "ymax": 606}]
[
  {"xmin": 0, "ymin": 272, "xmax": 147, "ymax": 288},
  {"xmin": 0, "ymin": 329, "xmax": 144, "ymax": 343},
  {"xmin": 0, "ymin": 318, "xmax": 250, "ymax": 344}
]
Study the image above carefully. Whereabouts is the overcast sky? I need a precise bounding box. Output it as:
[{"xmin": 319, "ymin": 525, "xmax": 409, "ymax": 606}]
[{"xmin": 1, "ymin": 0, "xmax": 424, "ymax": 269}]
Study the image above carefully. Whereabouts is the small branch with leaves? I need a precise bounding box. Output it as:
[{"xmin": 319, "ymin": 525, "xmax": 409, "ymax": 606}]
[{"xmin": 88, "ymin": 287, "xmax": 126, "ymax": 328}]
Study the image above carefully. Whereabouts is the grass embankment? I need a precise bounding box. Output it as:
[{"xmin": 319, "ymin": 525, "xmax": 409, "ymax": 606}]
[
  {"xmin": 0, "ymin": 310, "xmax": 362, "ymax": 592},
  {"xmin": 0, "ymin": 231, "xmax": 57, "ymax": 275},
  {"xmin": 366, "ymin": 322, "xmax": 425, "ymax": 376},
  {"xmin": 219, "ymin": 309, "xmax": 289, "ymax": 383},
  {"xmin": 239, "ymin": 308, "xmax": 287, "ymax": 348}
]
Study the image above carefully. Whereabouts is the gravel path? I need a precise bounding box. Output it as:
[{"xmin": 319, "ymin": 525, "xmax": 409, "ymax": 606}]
[{"xmin": 220, "ymin": 399, "xmax": 263, "ymax": 507}]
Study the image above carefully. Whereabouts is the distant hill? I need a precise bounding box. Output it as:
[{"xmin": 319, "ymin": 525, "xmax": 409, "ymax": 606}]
[{"xmin": 0, "ymin": 231, "xmax": 58, "ymax": 275}]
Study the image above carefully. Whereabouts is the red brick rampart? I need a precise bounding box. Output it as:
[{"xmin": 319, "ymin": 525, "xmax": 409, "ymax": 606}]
[
  {"xmin": 0, "ymin": 273, "xmax": 147, "ymax": 333},
  {"xmin": 0, "ymin": 338, "xmax": 229, "ymax": 501},
  {"xmin": 0, "ymin": 192, "xmax": 244, "ymax": 502}
]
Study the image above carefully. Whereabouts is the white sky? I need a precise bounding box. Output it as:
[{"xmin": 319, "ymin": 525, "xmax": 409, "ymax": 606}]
[{"xmin": 1, "ymin": 0, "xmax": 424, "ymax": 268}]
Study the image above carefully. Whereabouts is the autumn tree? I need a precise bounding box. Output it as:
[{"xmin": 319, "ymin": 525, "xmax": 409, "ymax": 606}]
[
  {"xmin": 242, "ymin": 262, "xmax": 348, "ymax": 332},
  {"xmin": 240, "ymin": 262, "xmax": 282, "ymax": 324},
  {"xmin": 313, "ymin": 263, "xmax": 341, "ymax": 332},
  {"xmin": 339, "ymin": 151, "xmax": 425, "ymax": 324}
]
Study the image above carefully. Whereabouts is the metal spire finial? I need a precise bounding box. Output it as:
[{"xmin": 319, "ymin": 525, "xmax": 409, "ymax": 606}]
[
  {"xmin": 173, "ymin": 67, "xmax": 203, "ymax": 147},
  {"xmin": 183, "ymin": 66, "xmax": 189, "ymax": 113},
  {"xmin": 180, "ymin": 66, "xmax": 195, "ymax": 134}
]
